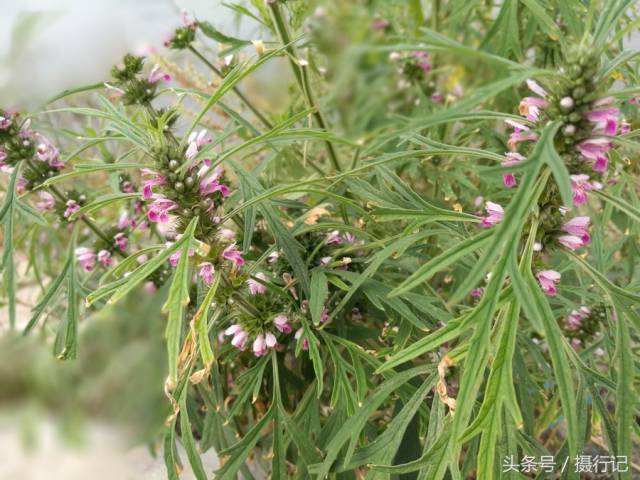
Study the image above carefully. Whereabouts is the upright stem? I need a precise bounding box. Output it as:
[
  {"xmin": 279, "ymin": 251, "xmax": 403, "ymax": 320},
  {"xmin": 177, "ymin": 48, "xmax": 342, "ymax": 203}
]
[
  {"xmin": 188, "ymin": 46, "xmax": 274, "ymax": 130},
  {"xmin": 268, "ymin": 2, "xmax": 342, "ymax": 173}
]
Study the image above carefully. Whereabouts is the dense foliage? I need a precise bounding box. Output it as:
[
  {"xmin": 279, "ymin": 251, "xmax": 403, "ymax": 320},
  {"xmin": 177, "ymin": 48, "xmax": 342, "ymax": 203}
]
[{"xmin": 2, "ymin": 1, "xmax": 640, "ymax": 478}]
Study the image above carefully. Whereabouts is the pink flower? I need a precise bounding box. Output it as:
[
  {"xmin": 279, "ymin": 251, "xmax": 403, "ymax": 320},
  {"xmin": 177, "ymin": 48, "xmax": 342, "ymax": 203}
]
[
  {"xmin": 620, "ymin": 121, "xmax": 631, "ymax": 134},
  {"xmin": 561, "ymin": 216, "xmax": 591, "ymax": 240},
  {"xmin": 144, "ymin": 281, "xmax": 158, "ymax": 295},
  {"xmin": 75, "ymin": 247, "xmax": 97, "ymax": 272},
  {"xmin": 97, "ymin": 249, "xmax": 113, "ymax": 268},
  {"xmin": 0, "ymin": 115, "xmax": 12, "ymax": 129},
  {"xmin": 326, "ymin": 230, "xmax": 343, "ymax": 245},
  {"xmin": 480, "ymin": 201, "xmax": 504, "ymax": 228},
  {"xmin": 199, "ymin": 262, "xmax": 215, "ymax": 285},
  {"xmin": 141, "ymin": 169, "xmax": 167, "ymax": 199},
  {"xmin": 36, "ymin": 191, "xmax": 55, "ymax": 211},
  {"xmin": 148, "ymin": 64, "xmax": 171, "ymax": 83},
  {"xmin": 295, "ymin": 329, "xmax": 309, "ymax": 351},
  {"xmin": 371, "ymin": 18, "xmax": 390, "ymax": 30},
  {"xmin": 558, "ymin": 235, "xmax": 586, "ymax": 251},
  {"xmin": 117, "ymin": 212, "xmax": 134, "ymax": 229},
  {"xmin": 558, "ymin": 216, "xmax": 590, "ymax": 251},
  {"xmin": 319, "ymin": 256, "xmax": 332, "ymax": 266},
  {"xmin": 35, "ymin": 134, "xmax": 64, "ymax": 169},
  {"xmin": 225, "ymin": 324, "xmax": 248, "ymax": 350},
  {"xmin": 63, "ymin": 199, "xmax": 80, "ymax": 219},
  {"xmin": 222, "ymin": 243, "xmax": 244, "ymax": 266},
  {"xmin": 247, "ymin": 272, "xmax": 267, "ymax": 295},
  {"xmin": 414, "ymin": 51, "xmax": 432, "ymax": 74},
  {"xmin": 536, "ymin": 270, "xmax": 561, "ymax": 297},
  {"xmin": 570, "ymin": 174, "xmax": 602, "ymax": 206},
  {"xmin": 185, "ymin": 130, "xmax": 212, "ymax": 161},
  {"xmin": 585, "ymin": 107, "xmax": 620, "ymax": 135},
  {"xmin": 501, "ymin": 152, "xmax": 525, "ymax": 188},
  {"xmin": 147, "ymin": 196, "xmax": 178, "ymax": 223},
  {"xmin": 268, "ymin": 251, "xmax": 279, "ymax": 264},
  {"xmin": 320, "ymin": 308, "xmax": 329, "ymax": 323},
  {"xmin": 471, "ymin": 288, "xmax": 484, "ymax": 298},
  {"xmin": 180, "ymin": 9, "xmax": 197, "ymax": 28},
  {"xmin": 16, "ymin": 178, "xmax": 28, "ymax": 194},
  {"xmin": 273, "ymin": 315, "xmax": 292, "ymax": 334},
  {"xmin": 253, "ymin": 334, "xmax": 268, "ymax": 357},
  {"xmin": 199, "ymin": 176, "xmax": 230, "ymax": 198},
  {"xmin": 168, "ymin": 247, "xmax": 194, "ymax": 268},
  {"xmin": 114, "ymin": 232, "xmax": 128, "ymax": 251},
  {"xmin": 577, "ymin": 137, "xmax": 612, "ymax": 172}
]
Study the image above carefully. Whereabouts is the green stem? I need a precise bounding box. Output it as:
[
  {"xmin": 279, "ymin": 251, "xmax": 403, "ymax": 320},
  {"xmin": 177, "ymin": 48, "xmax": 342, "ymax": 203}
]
[
  {"xmin": 188, "ymin": 46, "xmax": 274, "ymax": 130},
  {"xmin": 267, "ymin": 2, "xmax": 342, "ymax": 173},
  {"xmin": 24, "ymin": 159, "xmax": 126, "ymax": 257}
]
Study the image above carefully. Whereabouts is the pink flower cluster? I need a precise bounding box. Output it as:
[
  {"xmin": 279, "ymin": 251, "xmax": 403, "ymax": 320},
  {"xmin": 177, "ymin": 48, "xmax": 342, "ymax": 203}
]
[
  {"xmin": 224, "ymin": 314, "xmax": 293, "ymax": 357},
  {"xmin": 565, "ymin": 306, "xmax": 591, "ymax": 330}
]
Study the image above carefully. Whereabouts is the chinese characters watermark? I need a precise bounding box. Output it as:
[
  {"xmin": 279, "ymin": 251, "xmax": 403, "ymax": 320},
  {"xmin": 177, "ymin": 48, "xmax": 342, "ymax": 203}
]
[{"xmin": 502, "ymin": 455, "xmax": 628, "ymax": 474}]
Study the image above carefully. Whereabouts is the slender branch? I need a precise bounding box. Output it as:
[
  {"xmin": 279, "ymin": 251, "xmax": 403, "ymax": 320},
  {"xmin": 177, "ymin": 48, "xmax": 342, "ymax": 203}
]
[
  {"xmin": 267, "ymin": 2, "xmax": 342, "ymax": 173},
  {"xmin": 188, "ymin": 46, "xmax": 274, "ymax": 130},
  {"xmin": 23, "ymin": 159, "xmax": 126, "ymax": 258}
]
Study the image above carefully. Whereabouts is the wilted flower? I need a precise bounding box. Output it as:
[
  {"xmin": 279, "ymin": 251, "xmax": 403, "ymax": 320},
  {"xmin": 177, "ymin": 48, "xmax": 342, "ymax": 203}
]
[{"xmin": 505, "ymin": 119, "xmax": 539, "ymax": 151}]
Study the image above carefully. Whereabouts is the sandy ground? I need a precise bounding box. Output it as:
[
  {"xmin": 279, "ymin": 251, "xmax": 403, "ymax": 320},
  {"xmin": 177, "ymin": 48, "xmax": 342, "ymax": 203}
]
[{"xmin": 0, "ymin": 417, "xmax": 219, "ymax": 480}]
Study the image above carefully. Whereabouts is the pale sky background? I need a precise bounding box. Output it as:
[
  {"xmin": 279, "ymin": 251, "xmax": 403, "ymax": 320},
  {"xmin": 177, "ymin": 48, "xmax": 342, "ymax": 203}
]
[{"xmin": 0, "ymin": 0, "xmax": 262, "ymax": 108}]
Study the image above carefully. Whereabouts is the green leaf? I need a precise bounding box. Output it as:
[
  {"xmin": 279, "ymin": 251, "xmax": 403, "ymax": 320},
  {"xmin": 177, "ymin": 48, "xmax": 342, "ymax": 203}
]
[
  {"xmin": 68, "ymin": 192, "xmax": 140, "ymax": 220},
  {"xmin": 389, "ymin": 229, "xmax": 493, "ymax": 298},
  {"xmin": 215, "ymin": 407, "xmax": 275, "ymax": 480},
  {"xmin": 54, "ymin": 232, "xmax": 78, "ymax": 360},
  {"xmin": 23, "ymin": 247, "xmax": 72, "ymax": 334},
  {"xmin": 87, "ymin": 218, "xmax": 198, "ymax": 306},
  {"xmin": 198, "ymin": 21, "xmax": 251, "ymax": 46},
  {"xmin": 163, "ymin": 217, "xmax": 199, "ymax": 381},
  {"xmin": 594, "ymin": 190, "xmax": 640, "ymax": 223},
  {"xmin": 448, "ymin": 122, "xmax": 560, "ymax": 304},
  {"xmin": 178, "ymin": 393, "xmax": 208, "ymax": 480},
  {"xmin": 310, "ymin": 270, "xmax": 328, "ymax": 325}
]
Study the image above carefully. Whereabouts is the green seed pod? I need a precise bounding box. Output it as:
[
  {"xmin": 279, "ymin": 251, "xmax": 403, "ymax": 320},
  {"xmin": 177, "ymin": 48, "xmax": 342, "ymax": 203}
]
[
  {"xmin": 174, "ymin": 181, "xmax": 185, "ymax": 193},
  {"xmin": 168, "ymin": 159, "xmax": 179, "ymax": 171},
  {"xmin": 559, "ymin": 96, "xmax": 574, "ymax": 112},
  {"xmin": 168, "ymin": 172, "xmax": 177, "ymax": 181},
  {"xmin": 572, "ymin": 87, "xmax": 586, "ymax": 99},
  {"xmin": 568, "ymin": 112, "xmax": 582, "ymax": 123},
  {"xmin": 184, "ymin": 176, "xmax": 195, "ymax": 189},
  {"xmin": 182, "ymin": 208, "xmax": 192, "ymax": 217}
]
